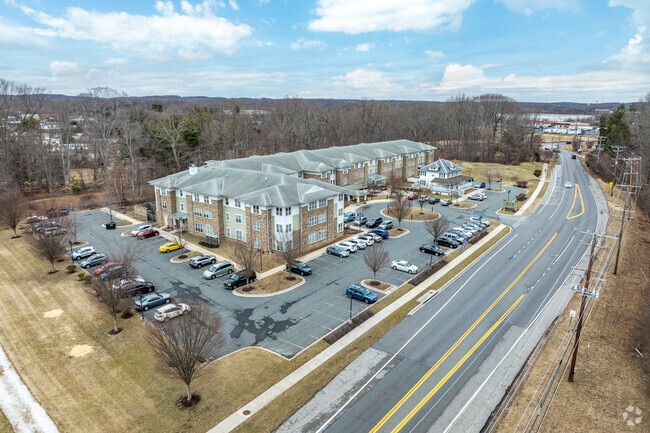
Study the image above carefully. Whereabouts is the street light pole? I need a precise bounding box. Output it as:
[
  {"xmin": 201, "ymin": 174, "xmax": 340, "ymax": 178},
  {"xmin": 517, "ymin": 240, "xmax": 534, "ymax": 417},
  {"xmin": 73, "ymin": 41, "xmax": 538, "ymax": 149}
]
[
  {"xmin": 69, "ymin": 241, "xmax": 73, "ymax": 263},
  {"xmin": 138, "ymin": 291, "xmax": 145, "ymax": 325},
  {"xmin": 507, "ymin": 190, "xmax": 511, "ymax": 203},
  {"xmin": 349, "ymin": 295, "xmax": 353, "ymax": 320}
]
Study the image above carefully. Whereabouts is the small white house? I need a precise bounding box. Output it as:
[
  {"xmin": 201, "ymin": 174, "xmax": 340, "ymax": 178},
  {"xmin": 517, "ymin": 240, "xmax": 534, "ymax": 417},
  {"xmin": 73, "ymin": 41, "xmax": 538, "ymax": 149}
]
[{"xmin": 415, "ymin": 159, "xmax": 473, "ymax": 196}]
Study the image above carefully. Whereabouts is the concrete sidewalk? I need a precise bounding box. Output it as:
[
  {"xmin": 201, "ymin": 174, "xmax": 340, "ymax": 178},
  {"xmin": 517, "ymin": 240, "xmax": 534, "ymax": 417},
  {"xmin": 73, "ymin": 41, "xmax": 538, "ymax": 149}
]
[{"xmin": 208, "ymin": 224, "xmax": 509, "ymax": 433}]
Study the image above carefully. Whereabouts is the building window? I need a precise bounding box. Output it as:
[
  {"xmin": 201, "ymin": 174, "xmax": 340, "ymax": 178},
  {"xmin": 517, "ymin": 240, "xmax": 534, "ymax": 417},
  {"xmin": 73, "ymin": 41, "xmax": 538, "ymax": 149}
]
[
  {"xmin": 276, "ymin": 224, "xmax": 282, "ymax": 233},
  {"xmin": 285, "ymin": 223, "xmax": 292, "ymax": 233},
  {"xmin": 308, "ymin": 201, "xmax": 317, "ymax": 211},
  {"xmin": 225, "ymin": 212, "xmax": 230, "ymax": 222},
  {"xmin": 235, "ymin": 214, "xmax": 242, "ymax": 223},
  {"xmin": 235, "ymin": 199, "xmax": 241, "ymax": 208},
  {"xmin": 224, "ymin": 198, "xmax": 229, "ymax": 205},
  {"xmin": 318, "ymin": 198, "xmax": 327, "ymax": 208},
  {"xmin": 162, "ymin": 200, "xmax": 167, "ymax": 209},
  {"xmin": 285, "ymin": 207, "xmax": 291, "ymax": 216},
  {"xmin": 194, "ymin": 208, "xmax": 202, "ymax": 217},
  {"xmin": 253, "ymin": 221, "xmax": 261, "ymax": 231},
  {"xmin": 321, "ymin": 172, "xmax": 327, "ymax": 178},
  {"xmin": 338, "ymin": 208, "xmax": 343, "ymax": 216},
  {"xmin": 308, "ymin": 216, "xmax": 317, "ymax": 227},
  {"xmin": 254, "ymin": 238, "xmax": 261, "ymax": 249},
  {"xmin": 318, "ymin": 214, "xmax": 326, "ymax": 224},
  {"xmin": 235, "ymin": 229, "xmax": 243, "ymax": 240},
  {"xmin": 276, "ymin": 207, "xmax": 282, "ymax": 216},
  {"xmin": 203, "ymin": 210, "xmax": 212, "ymax": 218},
  {"xmin": 193, "ymin": 193, "xmax": 199, "ymax": 201},
  {"xmin": 205, "ymin": 225, "xmax": 213, "ymax": 235},
  {"xmin": 160, "ymin": 188, "xmax": 167, "ymax": 195},
  {"xmin": 337, "ymin": 222, "xmax": 343, "ymax": 232},
  {"xmin": 203, "ymin": 195, "xmax": 210, "ymax": 204},
  {"xmin": 180, "ymin": 203, "xmax": 185, "ymax": 211},
  {"xmin": 179, "ymin": 191, "xmax": 184, "ymax": 197},
  {"xmin": 308, "ymin": 233, "xmax": 317, "ymax": 244},
  {"xmin": 338, "ymin": 194, "xmax": 343, "ymax": 201},
  {"xmin": 226, "ymin": 227, "xmax": 231, "ymax": 237},
  {"xmin": 195, "ymin": 223, "xmax": 203, "ymax": 233},
  {"xmin": 318, "ymin": 229, "xmax": 327, "ymax": 240},
  {"xmin": 253, "ymin": 205, "xmax": 260, "ymax": 214}
]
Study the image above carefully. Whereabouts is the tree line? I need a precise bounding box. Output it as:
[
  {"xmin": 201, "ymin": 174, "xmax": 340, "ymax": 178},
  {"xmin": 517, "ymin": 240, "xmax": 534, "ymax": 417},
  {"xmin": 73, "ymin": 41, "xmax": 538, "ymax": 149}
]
[{"xmin": 1, "ymin": 79, "xmax": 648, "ymax": 208}]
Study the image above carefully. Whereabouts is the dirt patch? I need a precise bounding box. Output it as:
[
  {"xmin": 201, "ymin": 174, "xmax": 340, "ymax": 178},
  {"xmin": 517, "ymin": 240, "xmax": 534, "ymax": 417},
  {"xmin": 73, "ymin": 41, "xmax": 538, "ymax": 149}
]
[
  {"xmin": 43, "ymin": 309, "xmax": 63, "ymax": 318},
  {"xmin": 236, "ymin": 272, "xmax": 302, "ymax": 295},
  {"xmin": 70, "ymin": 345, "xmax": 93, "ymax": 357}
]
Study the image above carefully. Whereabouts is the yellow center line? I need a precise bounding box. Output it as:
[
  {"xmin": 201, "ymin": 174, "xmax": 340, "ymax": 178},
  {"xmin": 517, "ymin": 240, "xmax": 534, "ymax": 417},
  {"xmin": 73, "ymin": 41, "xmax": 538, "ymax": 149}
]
[
  {"xmin": 370, "ymin": 233, "xmax": 558, "ymax": 433},
  {"xmin": 566, "ymin": 183, "xmax": 585, "ymax": 219},
  {"xmin": 391, "ymin": 294, "xmax": 526, "ymax": 433}
]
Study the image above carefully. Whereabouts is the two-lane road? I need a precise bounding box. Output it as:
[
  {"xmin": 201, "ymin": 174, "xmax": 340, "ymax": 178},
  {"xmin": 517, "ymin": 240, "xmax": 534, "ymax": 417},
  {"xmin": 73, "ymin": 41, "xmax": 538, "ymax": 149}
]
[{"xmin": 311, "ymin": 154, "xmax": 602, "ymax": 433}]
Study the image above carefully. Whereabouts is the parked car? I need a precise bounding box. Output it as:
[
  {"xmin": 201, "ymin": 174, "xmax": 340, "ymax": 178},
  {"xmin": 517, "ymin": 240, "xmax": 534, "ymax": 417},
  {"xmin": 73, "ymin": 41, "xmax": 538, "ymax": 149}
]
[
  {"xmin": 135, "ymin": 228, "xmax": 159, "ymax": 239},
  {"xmin": 154, "ymin": 303, "xmax": 190, "ymax": 322},
  {"xmin": 436, "ymin": 236, "xmax": 459, "ymax": 248},
  {"xmin": 445, "ymin": 231, "xmax": 467, "ymax": 244},
  {"xmin": 377, "ymin": 221, "xmax": 393, "ymax": 230},
  {"xmin": 451, "ymin": 227, "xmax": 474, "ymax": 238},
  {"xmin": 336, "ymin": 241, "xmax": 358, "ymax": 253},
  {"xmin": 368, "ymin": 229, "xmax": 390, "ymax": 239},
  {"xmin": 355, "ymin": 234, "xmax": 374, "ymax": 246},
  {"xmin": 407, "ymin": 193, "xmax": 419, "ymax": 200},
  {"xmin": 469, "ymin": 216, "xmax": 490, "ymax": 227},
  {"xmin": 428, "ymin": 197, "xmax": 440, "ymax": 204},
  {"xmin": 134, "ymin": 292, "xmax": 171, "ymax": 311},
  {"xmin": 419, "ymin": 195, "xmax": 430, "ymax": 202},
  {"xmin": 419, "ymin": 244, "xmax": 445, "ymax": 256},
  {"xmin": 71, "ymin": 246, "xmax": 96, "ymax": 260},
  {"xmin": 391, "ymin": 260, "xmax": 419, "ymax": 274},
  {"xmin": 473, "ymin": 181, "xmax": 486, "ymax": 188},
  {"xmin": 79, "ymin": 253, "xmax": 107, "ymax": 269},
  {"xmin": 440, "ymin": 199, "xmax": 452, "ymax": 206},
  {"xmin": 43, "ymin": 226, "xmax": 67, "ymax": 237},
  {"xmin": 571, "ymin": 154, "xmax": 577, "ymax": 159},
  {"xmin": 365, "ymin": 217, "xmax": 383, "ymax": 228},
  {"xmin": 346, "ymin": 283, "xmax": 378, "ymax": 304},
  {"xmin": 361, "ymin": 232, "xmax": 382, "ymax": 242},
  {"xmin": 287, "ymin": 260, "xmax": 312, "ymax": 276},
  {"xmin": 468, "ymin": 194, "xmax": 484, "ymax": 201},
  {"xmin": 348, "ymin": 238, "xmax": 367, "ymax": 249},
  {"xmin": 189, "ymin": 254, "xmax": 217, "ymax": 268},
  {"xmin": 343, "ymin": 212, "xmax": 356, "ymax": 223},
  {"xmin": 223, "ymin": 269, "xmax": 257, "ymax": 290},
  {"xmin": 326, "ymin": 245, "xmax": 350, "ymax": 257},
  {"xmin": 565, "ymin": 182, "xmax": 573, "ymax": 188},
  {"xmin": 113, "ymin": 278, "xmax": 155, "ymax": 298},
  {"xmin": 353, "ymin": 215, "xmax": 368, "ymax": 226},
  {"xmin": 130, "ymin": 224, "xmax": 153, "ymax": 237},
  {"xmin": 93, "ymin": 262, "xmax": 125, "ymax": 280},
  {"xmin": 202, "ymin": 261, "xmax": 234, "ymax": 279},
  {"xmin": 159, "ymin": 241, "xmax": 182, "ymax": 253}
]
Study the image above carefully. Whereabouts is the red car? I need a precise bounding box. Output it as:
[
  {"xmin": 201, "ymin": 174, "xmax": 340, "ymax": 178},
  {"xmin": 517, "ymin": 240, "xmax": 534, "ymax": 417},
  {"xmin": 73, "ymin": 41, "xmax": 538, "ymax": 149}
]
[
  {"xmin": 136, "ymin": 228, "xmax": 159, "ymax": 239},
  {"xmin": 407, "ymin": 193, "xmax": 419, "ymax": 200}
]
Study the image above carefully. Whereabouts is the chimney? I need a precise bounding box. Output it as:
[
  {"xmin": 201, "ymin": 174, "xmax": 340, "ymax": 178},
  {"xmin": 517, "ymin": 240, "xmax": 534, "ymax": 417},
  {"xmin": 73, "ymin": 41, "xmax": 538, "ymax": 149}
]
[{"xmin": 189, "ymin": 163, "xmax": 198, "ymax": 175}]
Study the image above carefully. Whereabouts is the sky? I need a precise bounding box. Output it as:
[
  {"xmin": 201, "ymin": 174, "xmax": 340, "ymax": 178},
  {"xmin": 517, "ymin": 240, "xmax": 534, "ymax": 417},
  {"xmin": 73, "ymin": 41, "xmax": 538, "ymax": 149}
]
[{"xmin": 1, "ymin": 0, "xmax": 649, "ymax": 103}]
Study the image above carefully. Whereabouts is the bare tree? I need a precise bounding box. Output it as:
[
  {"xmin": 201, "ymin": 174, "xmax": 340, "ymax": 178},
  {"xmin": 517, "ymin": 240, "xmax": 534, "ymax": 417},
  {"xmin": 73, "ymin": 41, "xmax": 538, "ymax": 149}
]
[
  {"xmin": 277, "ymin": 234, "xmax": 301, "ymax": 273},
  {"xmin": 363, "ymin": 245, "xmax": 389, "ymax": 281},
  {"xmin": 424, "ymin": 216, "xmax": 449, "ymax": 245},
  {"xmin": 104, "ymin": 239, "xmax": 146, "ymax": 278},
  {"xmin": 417, "ymin": 196, "xmax": 427, "ymax": 213},
  {"xmin": 146, "ymin": 304, "xmax": 224, "ymax": 406},
  {"xmin": 233, "ymin": 240, "xmax": 260, "ymax": 274},
  {"xmin": 26, "ymin": 216, "xmax": 74, "ymax": 273},
  {"xmin": 91, "ymin": 277, "xmax": 126, "ymax": 334},
  {"xmin": 389, "ymin": 196, "xmax": 411, "ymax": 228},
  {"xmin": 0, "ymin": 188, "xmax": 27, "ymax": 238}
]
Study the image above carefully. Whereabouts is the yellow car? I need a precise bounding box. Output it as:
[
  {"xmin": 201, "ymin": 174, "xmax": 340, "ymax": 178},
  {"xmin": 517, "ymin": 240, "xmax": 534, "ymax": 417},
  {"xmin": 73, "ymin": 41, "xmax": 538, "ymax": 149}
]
[{"xmin": 159, "ymin": 242, "xmax": 182, "ymax": 253}]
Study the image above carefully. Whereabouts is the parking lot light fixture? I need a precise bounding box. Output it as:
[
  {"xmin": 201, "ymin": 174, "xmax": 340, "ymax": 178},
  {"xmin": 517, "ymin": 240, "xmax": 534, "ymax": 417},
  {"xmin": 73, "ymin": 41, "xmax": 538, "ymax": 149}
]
[
  {"xmin": 69, "ymin": 241, "xmax": 73, "ymax": 263},
  {"xmin": 507, "ymin": 190, "xmax": 511, "ymax": 203}
]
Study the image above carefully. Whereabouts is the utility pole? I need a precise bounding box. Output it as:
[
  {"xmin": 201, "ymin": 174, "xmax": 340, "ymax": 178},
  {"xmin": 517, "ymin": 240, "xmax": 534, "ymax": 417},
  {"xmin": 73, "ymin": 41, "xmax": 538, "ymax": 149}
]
[{"xmin": 568, "ymin": 235, "xmax": 597, "ymax": 382}]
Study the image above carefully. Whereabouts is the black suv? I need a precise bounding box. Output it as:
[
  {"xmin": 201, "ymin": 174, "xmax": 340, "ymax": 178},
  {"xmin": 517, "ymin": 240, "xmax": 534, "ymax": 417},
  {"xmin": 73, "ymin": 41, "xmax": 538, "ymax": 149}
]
[
  {"xmin": 365, "ymin": 217, "xmax": 383, "ymax": 228},
  {"xmin": 419, "ymin": 244, "xmax": 445, "ymax": 256},
  {"xmin": 223, "ymin": 269, "xmax": 257, "ymax": 290},
  {"xmin": 287, "ymin": 261, "xmax": 312, "ymax": 276}
]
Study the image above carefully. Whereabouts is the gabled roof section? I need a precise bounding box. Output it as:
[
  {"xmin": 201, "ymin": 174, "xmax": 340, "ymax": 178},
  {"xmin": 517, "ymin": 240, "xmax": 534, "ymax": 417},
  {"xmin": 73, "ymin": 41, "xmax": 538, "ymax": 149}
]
[{"xmin": 420, "ymin": 159, "xmax": 461, "ymax": 174}]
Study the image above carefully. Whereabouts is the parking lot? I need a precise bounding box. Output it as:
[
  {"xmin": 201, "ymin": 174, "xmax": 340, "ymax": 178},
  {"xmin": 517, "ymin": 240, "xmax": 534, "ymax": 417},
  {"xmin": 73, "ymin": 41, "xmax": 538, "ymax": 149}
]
[{"xmin": 74, "ymin": 188, "xmax": 517, "ymax": 358}]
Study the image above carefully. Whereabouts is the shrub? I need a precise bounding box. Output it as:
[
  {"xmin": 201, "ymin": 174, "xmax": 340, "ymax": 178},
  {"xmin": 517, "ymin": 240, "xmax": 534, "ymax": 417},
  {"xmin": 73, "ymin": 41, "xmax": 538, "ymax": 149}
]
[
  {"xmin": 77, "ymin": 271, "xmax": 87, "ymax": 280},
  {"xmin": 83, "ymin": 274, "xmax": 93, "ymax": 284},
  {"xmin": 515, "ymin": 180, "xmax": 528, "ymax": 188},
  {"xmin": 66, "ymin": 264, "xmax": 77, "ymax": 274},
  {"xmin": 534, "ymin": 169, "xmax": 542, "ymax": 177},
  {"xmin": 516, "ymin": 193, "xmax": 527, "ymax": 201}
]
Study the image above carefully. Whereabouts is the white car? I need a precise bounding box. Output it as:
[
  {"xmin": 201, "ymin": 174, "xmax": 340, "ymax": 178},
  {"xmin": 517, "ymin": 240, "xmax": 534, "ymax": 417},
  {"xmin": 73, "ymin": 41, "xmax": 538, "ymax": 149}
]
[
  {"xmin": 71, "ymin": 246, "xmax": 96, "ymax": 260},
  {"xmin": 356, "ymin": 234, "xmax": 375, "ymax": 246},
  {"xmin": 365, "ymin": 232, "xmax": 383, "ymax": 242},
  {"xmin": 565, "ymin": 182, "xmax": 573, "ymax": 188},
  {"xmin": 348, "ymin": 238, "xmax": 368, "ymax": 249},
  {"xmin": 391, "ymin": 260, "xmax": 419, "ymax": 274},
  {"xmin": 154, "ymin": 303, "xmax": 191, "ymax": 322},
  {"xmin": 130, "ymin": 224, "xmax": 153, "ymax": 236},
  {"xmin": 469, "ymin": 217, "xmax": 490, "ymax": 227},
  {"xmin": 337, "ymin": 241, "xmax": 358, "ymax": 253}
]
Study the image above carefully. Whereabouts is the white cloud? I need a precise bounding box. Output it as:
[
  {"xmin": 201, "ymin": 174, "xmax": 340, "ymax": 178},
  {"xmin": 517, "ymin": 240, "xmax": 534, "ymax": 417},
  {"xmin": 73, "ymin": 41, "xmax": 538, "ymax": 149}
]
[
  {"xmin": 291, "ymin": 38, "xmax": 326, "ymax": 50},
  {"xmin": 356, "ymin": 43, "xmax": 375, "ymax": 52},
  {"xmin": 606, "ymin": 1, "xmax": 650, "ymax": 69},
  {"xmin": 49, "ymin": 61, "xmax": 80, "ymax": 77},
  {"xmin": 496, "ymin": 0, "xmax": 580, "ymax": 16},
  {"xmin": 309, "ymin": 0, "xmax": 474, "ymax": 34},
  {"xmin": 425, "ymin": 50, "xmax": 444, "ymax": 57},
  {"xmin": 10, "ymin": 1, "xmax": 253, "ymax": 60},
  {"xmin": 329, "ymin": 67, "xmax": 407, "ymax": 97}
]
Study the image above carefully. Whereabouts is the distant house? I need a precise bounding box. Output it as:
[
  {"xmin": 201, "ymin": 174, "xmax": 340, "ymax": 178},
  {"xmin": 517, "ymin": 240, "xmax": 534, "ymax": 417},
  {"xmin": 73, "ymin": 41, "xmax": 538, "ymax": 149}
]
[{"xmin": 415, "ymin": 159, "xmax": 473, "ymax": 196}]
